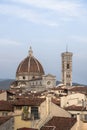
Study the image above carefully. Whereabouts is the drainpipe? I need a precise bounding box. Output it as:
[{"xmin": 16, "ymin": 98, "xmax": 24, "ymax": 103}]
[{"xmin": 76, "ymin": 113, "xmax": 80, "ymax": 130}]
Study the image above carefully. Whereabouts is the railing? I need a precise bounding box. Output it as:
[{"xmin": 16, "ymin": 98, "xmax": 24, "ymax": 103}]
[{"xmin": 33, "ymin": 114, "xmax": 52, "ymax": 129}]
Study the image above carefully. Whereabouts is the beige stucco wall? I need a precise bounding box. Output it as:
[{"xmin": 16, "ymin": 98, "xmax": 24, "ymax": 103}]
[
  {"xmin": 61, "ymin": 93, "xmax": 86, "ymax": 108},
  {"xmin": 14, "ymin": 105, "xmax": 42, "ymax": 130},
  {"xmin": 76, "ymin": 114, "xmax": 87, "ymax": 130},
  {"xmin": 68, "ymin": 112, "xmax": 87, "ymax": 130},
  {"xmin": 14, "ymin": 106, "xmax": 32, "ymax": 130},
  {"xmin": 14, "ymin": 115, "xmax": 31, "ymax": 130},
  {"xmin": 0, "ymin": 111, "xmax": 13, "ymax": 117},
  {"xmin": 39, "ymin": 96, "xmax": 71, "ymax": 119},
  {"xmin": 71, "ymin": 123, "xmax": 77, "ymax": 130},
  {"xmin": 34, "ymin": 96, "xmax": 71, "ymax": 129},
  {"xmin": 0, "ymin": 92, "xmax": 7, "ymax": 101},
  {"xmin": 13, "ymin": 96, "xmax": 71, "ymax": 130},
  {"xmin": 80, "ymin": 121, "xmax": 87, "ymax": 130},
  {"xmin": 50, "ymin": 102, "xmax": 71, "ymax": 117}
]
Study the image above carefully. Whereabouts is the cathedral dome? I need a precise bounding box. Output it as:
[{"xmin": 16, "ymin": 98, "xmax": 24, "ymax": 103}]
[{"xmin": 16, "ymin": 47, "xmax": 45, "ymax": 80}]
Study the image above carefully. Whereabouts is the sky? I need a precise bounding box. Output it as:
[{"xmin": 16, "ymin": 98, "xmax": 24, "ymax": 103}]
[{"xmin": 0, "ymin": 0, "xmax": 87, "ymax": 84}]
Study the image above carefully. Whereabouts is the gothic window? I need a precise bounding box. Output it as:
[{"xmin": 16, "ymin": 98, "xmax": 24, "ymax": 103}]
[
  {"xmin": 66, "ymin": 74, "xmax": 70, "ymax": 78},
  {"xmin": 66, "ymin": 83, "xmax": 70, "ymax": 86},
  {"xmin": 67, "ymin": 64, "xmax": 70, "ymax": 69}
]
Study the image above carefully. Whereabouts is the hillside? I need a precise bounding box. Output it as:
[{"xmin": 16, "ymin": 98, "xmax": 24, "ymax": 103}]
[
  {"xmin": 0, "ymin": 79, "xmax": 14, "ymax": 90},
  {"xmin": 56, "ymin": 81, "xmax": 87, "ymax": 86}
]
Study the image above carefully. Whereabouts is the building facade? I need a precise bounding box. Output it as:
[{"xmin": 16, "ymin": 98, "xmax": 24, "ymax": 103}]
[
  {"xmin": 61, "ymin": 51, "xmax": 73, "ymax": 87},
  {"xmin": 10, "ymin": 47, "xmax": 56, "ymax": 92}
]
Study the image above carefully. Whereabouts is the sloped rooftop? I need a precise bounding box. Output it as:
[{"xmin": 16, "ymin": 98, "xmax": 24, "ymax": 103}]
[{"xmin": 40, "ymin": 116, "xmax": 77, "ymax": 130}]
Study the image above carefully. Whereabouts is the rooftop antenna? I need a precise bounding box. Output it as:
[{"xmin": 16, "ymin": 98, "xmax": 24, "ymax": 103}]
[{"xmin": 66, "ymin": 44, "xmax": 68, "ymax": 52}]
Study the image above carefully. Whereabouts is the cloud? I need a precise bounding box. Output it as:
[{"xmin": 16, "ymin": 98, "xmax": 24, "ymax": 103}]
[
  {"xmin": 0, "ymin": 38, "xmax": 21, "ymax": 46},
  {"xmin": 11, "ymin": 0, "xmax": 86, "ymax": 17},
  {"xmin": 0, "ymin": 0, "xmax": 87, "ymax": 26},
  {"xmin": 0, "ymin": 3, "xmax": 58, "ymax": 26}
]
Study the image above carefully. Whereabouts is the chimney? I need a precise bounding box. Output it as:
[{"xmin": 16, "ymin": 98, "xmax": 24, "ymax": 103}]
[{"xmin": 46, "ymin": 94, "xmax": 52, "ymax": 115}]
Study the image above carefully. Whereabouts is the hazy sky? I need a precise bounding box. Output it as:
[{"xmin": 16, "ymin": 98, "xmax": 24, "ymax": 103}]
[{"xmin": 0, "ymin": 0, "xmax": 87, "ymax": 84}]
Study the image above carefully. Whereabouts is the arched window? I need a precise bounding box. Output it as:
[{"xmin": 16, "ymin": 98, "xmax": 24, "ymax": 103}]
[
  {"xmin": 23, "ymin": 76, "xmax": 25, "ymax": 79},
  {"xmin": 67, "ymin": 64, "xmax": 70, "ymax": 69}
]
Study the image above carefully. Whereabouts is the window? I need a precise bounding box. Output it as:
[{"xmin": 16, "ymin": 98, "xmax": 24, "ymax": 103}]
[
  {"xmin": 31, "ymin": 107, "xmax": 40, "ymax": 120},
  {"xmin": 16, "ymin": 106, "xmax": 22, "ymax": 110},
  {"xmin": 32, "ymin": 76, "xmax": 35, "ymax": 79},
  {"xmin": 84, "ymin": 115, "xmax": 87, "ymax": 121},
  {"xmin": 2, "ymin": 112, "xmax": 8, "ymax": 116},
  {"xmin": 66, "ymin": 74, "xmax": 70, "ymax": 78},
  {"xmin": 80, "ymin": 114, "xmax": 87, "ymax": 121},
  {"xmin": 66, "ymin": 83, "xmax": 70, "ymax": 86},
  {"xmin": 67, "ymin": 64, "xmax": 70, "ymax": 69},
  {"xmin": 71, "ymin": 114, "xmax": 76, "ymax": 118},
  {"xmin": 22, "ymin": 106, "xmax": 30, "ymax": 120},
  {"xmin": 23, "ymin": 76, "xmax": 25, "ymax": 79}
]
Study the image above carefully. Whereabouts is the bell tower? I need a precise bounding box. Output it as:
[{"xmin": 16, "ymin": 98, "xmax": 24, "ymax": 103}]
[{"xmin": 61, "ymin": 51, "xmax": 73, "ymax": 87}]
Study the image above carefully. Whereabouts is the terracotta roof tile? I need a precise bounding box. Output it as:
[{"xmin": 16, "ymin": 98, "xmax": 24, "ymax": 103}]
[
  {"xmin": 16, "ymin": 56, "xmax": 44, "ymax": 75},
  {"xmin": 6, "ymin": 90, "xmax": 15, "ymax": 95},
  {"xmin": 51, "ymin": 98, "xmax": 60, "ymax": 106},
  {"xmin": 40, "ymin": 116, "xmax": 77, "ymax": 130},
  {"xmin": 41, "ymin": 127, "xmax": 53, "ymax": 130},
  {"xmin": 0, "ymin": 101, "xmax": 13, "ymax": 111},
  {"xmin": 69, "ymin": 86, "xmax": 87, "ymax": 93},
  {"xmin": 65, "ymin": 105, "xmax": 87, "ymax": 111},
  {"xmin": 13, "ymin": 98, "xmax": 45, "ymax": 106},
  {"xmin": 17, "ymin": 127, "xmax": 38, "ymax": 130}
]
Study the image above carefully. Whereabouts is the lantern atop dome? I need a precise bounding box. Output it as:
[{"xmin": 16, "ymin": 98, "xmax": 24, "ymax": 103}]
[{"xmin": 29, "ymin": 46, "xmax": 33, "ymax": 57}]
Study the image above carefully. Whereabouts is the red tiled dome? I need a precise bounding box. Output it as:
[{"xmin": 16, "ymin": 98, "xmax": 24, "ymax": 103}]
[{"xmin": 16, "ymin": 47, "xmax": 45, "ymax": 77}]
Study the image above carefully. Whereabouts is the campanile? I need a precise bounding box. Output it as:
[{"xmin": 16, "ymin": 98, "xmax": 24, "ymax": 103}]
[{"xmin": 61, "ymin": 51, "xmax": 73, "ymax": 87}]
